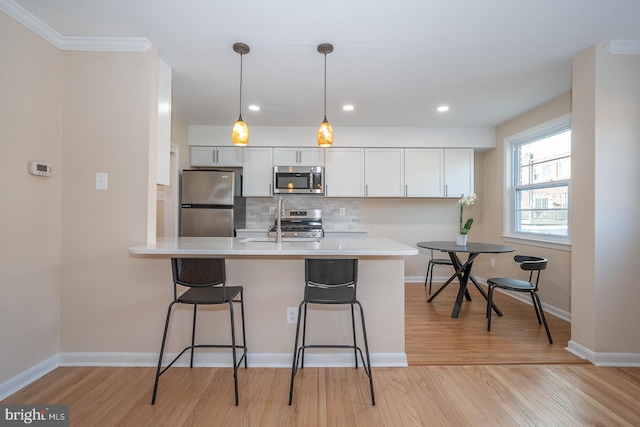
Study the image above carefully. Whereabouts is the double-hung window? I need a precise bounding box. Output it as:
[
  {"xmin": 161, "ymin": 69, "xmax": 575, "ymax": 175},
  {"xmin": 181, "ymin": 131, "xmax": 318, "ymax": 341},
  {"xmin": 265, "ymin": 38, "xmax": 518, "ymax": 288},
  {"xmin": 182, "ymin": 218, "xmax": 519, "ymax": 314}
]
[{"xmin": 505, "ymin": 114, "xmax": 571, "ymax": 248}]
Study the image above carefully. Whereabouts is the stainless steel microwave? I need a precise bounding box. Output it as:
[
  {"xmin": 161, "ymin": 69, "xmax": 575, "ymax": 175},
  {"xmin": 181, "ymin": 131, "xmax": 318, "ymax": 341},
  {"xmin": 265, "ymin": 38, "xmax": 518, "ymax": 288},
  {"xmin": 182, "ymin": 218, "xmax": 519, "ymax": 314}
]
[{"xmin": 273, "ymin": 166, "xmax": 324, "ymax": 195}]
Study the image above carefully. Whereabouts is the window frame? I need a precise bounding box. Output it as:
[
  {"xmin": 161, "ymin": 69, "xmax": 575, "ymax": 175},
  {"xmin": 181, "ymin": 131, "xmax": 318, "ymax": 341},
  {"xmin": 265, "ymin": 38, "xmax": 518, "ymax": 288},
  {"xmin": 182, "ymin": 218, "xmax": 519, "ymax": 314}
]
[{"xmin": 503, "ymin": 113, "xmax": 572, "ymax": 251}]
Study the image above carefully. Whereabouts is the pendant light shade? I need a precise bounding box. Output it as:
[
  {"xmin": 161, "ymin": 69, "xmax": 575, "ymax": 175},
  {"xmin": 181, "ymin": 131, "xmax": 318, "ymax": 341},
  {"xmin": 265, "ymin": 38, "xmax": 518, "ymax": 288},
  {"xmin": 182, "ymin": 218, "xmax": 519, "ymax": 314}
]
[
  {"xmin": 232, "ymin": 43, "xmax": 250, "ymax": 146},
  {"xmin": 317, "ymin": 43, "xmax": 334, "ymax": 147}
]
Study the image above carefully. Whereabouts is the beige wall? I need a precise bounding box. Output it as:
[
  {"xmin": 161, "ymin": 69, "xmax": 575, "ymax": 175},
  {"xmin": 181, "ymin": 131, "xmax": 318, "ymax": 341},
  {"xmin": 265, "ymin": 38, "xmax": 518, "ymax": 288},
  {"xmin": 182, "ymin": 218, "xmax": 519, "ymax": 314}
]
[
  {"xmin": 0, "ymin": 11, "xmax": 63, "ymax": 384},
  {"xmin": 59, "ymin": 48, "xmax": 172, "ymax": 353},
  {"xmin": 571, "ymin": 45, "xmax": 640, "ymax": 353},
  {"xmin": 472, "ymin": 93, "xmax": 573, "ymax": 313}
]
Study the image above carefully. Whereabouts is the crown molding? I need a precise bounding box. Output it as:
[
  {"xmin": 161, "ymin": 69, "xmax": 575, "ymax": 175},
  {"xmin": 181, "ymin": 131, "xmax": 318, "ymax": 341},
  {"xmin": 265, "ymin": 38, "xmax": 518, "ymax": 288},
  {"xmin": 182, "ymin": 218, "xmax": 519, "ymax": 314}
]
[
  {"xmin": 605, "ymin": 39, "xmax": 640, "ymax": 54},
  {"xmin": 61, "ymin": 36, "xmax": 152, "ymax": 52},
  {"xmin": 0, "ymin": 0, "xmax": 151, "ymax": 52}
]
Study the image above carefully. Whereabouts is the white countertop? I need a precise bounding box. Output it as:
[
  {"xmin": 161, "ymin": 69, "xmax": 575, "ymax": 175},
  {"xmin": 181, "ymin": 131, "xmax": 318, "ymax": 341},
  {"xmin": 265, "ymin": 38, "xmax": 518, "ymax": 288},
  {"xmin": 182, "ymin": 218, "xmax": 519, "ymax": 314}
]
[
  {"xmin": 235, "ymin": 228, "xmax": 369, "ymax": 233},
  {"xmin": 128, "ymin": 237, "xmax": 417, "ymax": 257}
]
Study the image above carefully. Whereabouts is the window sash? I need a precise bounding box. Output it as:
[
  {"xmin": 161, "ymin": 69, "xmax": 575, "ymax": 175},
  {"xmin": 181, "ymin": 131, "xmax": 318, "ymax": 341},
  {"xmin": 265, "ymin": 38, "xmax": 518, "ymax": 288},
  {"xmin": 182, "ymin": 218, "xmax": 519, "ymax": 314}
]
[
  {"xmin": 514, "ymin": 181, "xmax": 569, "ymax": 237},
  {"xmin": 504, "ymin": 114, "xmax": 571, "ymax": 245}
]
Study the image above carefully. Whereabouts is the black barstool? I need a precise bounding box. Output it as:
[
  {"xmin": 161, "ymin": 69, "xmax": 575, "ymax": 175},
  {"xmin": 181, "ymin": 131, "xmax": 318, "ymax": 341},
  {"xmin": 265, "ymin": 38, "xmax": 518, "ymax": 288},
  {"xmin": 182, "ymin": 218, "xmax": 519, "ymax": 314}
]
[
  {"xmin": 151, "ymin": 258, "xmax": 247, "ymax": 405},
  {"xmin": 288, "ymin": 258, "xmax": 375, "ymax": 406}
]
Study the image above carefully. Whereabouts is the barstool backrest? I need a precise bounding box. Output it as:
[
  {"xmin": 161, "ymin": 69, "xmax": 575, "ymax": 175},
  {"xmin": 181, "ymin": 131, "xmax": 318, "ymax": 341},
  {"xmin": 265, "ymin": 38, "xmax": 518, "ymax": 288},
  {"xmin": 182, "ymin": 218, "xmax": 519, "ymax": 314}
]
[
  {"xmin": 171, "ymin": 258, "xmax": 226, "ymax": 299},
  {"xmin": 304, "ymin": 258, "xmax": 358, "ymax": 303}
]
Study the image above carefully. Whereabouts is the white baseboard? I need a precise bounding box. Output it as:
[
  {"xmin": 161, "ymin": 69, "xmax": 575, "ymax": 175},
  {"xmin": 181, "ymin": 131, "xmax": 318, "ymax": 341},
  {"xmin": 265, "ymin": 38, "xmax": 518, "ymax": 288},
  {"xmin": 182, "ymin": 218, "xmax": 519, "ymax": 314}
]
[
  {"xmin": 0, "ymin": 354, "xmax": 59, "ymax": 401},
  {"xmin": 58, "ymin": 351, "xmax": 408, "ymax": 368},
  {"xmin": 567, "ymin": 341, "xmax": 640, "ymax": 367}
]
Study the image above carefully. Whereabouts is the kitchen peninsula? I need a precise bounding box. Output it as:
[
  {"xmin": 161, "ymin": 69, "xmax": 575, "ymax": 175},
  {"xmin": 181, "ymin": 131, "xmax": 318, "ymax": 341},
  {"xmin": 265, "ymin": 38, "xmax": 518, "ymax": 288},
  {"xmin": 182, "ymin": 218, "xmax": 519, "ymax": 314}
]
[{"xmin": 129, "ymin": 237, "xmax": 418, "ymax": 367}]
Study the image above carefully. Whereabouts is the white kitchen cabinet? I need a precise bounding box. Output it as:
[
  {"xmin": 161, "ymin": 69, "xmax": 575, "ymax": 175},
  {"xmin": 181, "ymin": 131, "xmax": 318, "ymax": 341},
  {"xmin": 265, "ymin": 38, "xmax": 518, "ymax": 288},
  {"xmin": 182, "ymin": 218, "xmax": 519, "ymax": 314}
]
[
  {"xmin": 364, "ymin": 148, "xmax": 405, "ymax": 197},
  {"xmin": 444, "ymin": 148, "xmax": 474, "ymax": 198},
  {"xmin": 324, "ymin": 148, "xmax": 365, "ymax": 197},
  {"xmin": 190, "ymin": 146, "xmax": 244, "ymax": 167},
  {"xmin": 404, "ymin": 149, "xmax": 444, "ymax": 197},
  {"xmin": 273, "ymin": 147, "xmax": 324, "ymax": 166},
  {"xmin": 242, "ymin": 147, "xmax": 273, "ymax": 197}
]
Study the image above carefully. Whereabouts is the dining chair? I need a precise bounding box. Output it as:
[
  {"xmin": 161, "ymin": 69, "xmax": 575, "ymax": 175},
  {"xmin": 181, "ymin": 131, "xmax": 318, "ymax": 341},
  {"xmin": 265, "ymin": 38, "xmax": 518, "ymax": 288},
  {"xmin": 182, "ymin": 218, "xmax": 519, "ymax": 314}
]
[
  {"xmin": 486, "ymin": 255, "xmax": 552, "ymax": 344},
  {"xmin": 288, "ymin": 258, "xmax": 375, "ymax": 406},
  {"xmin": 151, "ymin": 258, "xmax": 247, "ymax": 405},
  {"xmin": 424, "ymin": 249, "xmax": 453, "ymax": 294}
]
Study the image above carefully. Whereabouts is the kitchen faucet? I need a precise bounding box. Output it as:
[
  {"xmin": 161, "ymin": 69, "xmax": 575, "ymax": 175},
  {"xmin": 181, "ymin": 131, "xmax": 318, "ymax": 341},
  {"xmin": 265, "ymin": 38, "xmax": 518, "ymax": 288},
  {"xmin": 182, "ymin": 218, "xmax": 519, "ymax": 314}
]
[{"xmin": 275, "ymin": 196, "xmax": 283, "ymax": 243}]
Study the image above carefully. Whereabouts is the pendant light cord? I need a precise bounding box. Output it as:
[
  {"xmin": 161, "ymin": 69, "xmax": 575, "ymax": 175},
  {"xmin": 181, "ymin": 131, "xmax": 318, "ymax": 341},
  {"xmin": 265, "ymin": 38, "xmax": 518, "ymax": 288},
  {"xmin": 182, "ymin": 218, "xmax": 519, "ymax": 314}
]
[
  {"xmin": 323, "ymin": 52, "xmax": 327, "ymax": 119},
  {"xmin": 239, "ymin": 53, "xmax": 243, "ymax": 119}
]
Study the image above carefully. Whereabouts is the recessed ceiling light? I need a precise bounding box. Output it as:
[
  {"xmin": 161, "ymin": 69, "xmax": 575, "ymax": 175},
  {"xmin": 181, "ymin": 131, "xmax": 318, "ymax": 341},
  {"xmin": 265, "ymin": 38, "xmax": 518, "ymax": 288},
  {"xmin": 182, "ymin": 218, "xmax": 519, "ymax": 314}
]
[
  {"xmin": 342, "ymin": 105, "xmax": 354, "ymax": 111},
  {"xmin": 248, "ymin": 105, "xmax": 260, "ymax": 111},
  {"xmin": 437, "ymin": 105, "xmax": 450, "ymax": 112}
]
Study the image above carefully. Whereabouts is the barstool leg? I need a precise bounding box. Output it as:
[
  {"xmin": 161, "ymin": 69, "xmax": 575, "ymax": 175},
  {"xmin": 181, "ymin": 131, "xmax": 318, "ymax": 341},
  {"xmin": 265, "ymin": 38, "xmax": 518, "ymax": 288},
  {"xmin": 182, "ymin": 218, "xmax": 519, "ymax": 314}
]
[
  {"xmin": 351, "ymin": 304, "xmax": 358, "ymax": 368},
  {"xmin": 228, "ymin": 301, "xmax": 239, "ymax": 406},
  {"xmin": 239, "ymin": 290, "xmax": 248, "ymax": 368},
  {"xmin": 288, "ymin": 300, "xmax": 305, "ymax": 405},
  {"xmin": 301, "ymin": 302, "xmax": 308, "ymax": 369},
  {"xmin": 356, "ymin": 301, "xmax": 375, "ymax": 406},
  {"xmin": 152, "ymin": 301, "xmax": 175, "ymax": 405},
  {"xmin": 190, "ymin": 304, "xmax": 198, "ymax": 368}
]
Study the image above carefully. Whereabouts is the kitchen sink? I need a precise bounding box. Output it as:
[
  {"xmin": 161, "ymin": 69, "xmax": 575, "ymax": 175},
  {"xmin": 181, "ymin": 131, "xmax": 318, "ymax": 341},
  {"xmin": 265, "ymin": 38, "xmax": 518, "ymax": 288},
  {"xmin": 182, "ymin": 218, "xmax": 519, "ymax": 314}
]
[{"xmin": 238, "ymin": 237, "xmax": 276, "ymax": 243}]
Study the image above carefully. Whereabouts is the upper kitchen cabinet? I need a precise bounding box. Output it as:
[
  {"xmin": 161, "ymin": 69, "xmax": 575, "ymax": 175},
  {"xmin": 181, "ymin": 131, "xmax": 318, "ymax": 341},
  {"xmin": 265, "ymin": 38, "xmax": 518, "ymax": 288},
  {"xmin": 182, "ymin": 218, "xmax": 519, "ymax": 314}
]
[
  {"xmin": 365, "ymin": 148, "xmax": 405, "ymax": 197},
  {"xmin": 242, "ymin": 147, "xmax": 273, "ymax": 197},
  {"xmin": 404, "ymin": 149, "xmax": 444, "ymax": 197},
  {"xmin": 190, "ymin": 146, "xmax": 244, "ymax": 167},
  {"xmin": 324, "ymin": 148, "xmax": 365, "ymax": 197},
  {"xmin": 273, "ymin": 147, "xmax": 324, "ymax": 166},
  {"xmin": 443, "ymin": 149, "xmax": 474, "ymax": 197},
  {"xmin": 157, "ymin": 59, "xmax": 172, "ymax": 185}
]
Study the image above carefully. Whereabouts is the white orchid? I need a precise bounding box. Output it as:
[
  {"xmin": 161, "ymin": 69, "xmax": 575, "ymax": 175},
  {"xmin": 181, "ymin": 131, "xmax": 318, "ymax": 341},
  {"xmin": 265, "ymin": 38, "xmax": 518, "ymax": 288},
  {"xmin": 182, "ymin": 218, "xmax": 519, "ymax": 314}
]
[{"xmin": 458, "ymin": 193, "xmax": 478, "ymax": 234}]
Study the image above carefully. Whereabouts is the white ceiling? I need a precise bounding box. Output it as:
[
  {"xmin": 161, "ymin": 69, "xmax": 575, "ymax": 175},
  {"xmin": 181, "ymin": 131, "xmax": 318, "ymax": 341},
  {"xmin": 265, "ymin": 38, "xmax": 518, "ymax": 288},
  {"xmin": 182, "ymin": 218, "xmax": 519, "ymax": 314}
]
[{"xmin": 8, "ymin": 0, "xmax": 640, "ymax": 127}]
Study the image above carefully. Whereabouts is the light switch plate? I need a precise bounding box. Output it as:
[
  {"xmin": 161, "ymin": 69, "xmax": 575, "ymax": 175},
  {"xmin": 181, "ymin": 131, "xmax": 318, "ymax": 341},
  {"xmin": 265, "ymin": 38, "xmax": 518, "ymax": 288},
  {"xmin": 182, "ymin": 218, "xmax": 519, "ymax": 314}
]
[{"xmin": 96, "ymin": 173, "xmax": 108, "ymax": 190}]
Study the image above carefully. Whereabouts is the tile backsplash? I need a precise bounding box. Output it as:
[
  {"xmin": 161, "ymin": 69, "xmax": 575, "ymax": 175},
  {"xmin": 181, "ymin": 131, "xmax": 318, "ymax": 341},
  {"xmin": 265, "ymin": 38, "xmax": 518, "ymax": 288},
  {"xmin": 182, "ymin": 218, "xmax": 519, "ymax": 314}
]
[{"xmin": 246, "ymin": 197, "xmax": 362, "ymax": 230}]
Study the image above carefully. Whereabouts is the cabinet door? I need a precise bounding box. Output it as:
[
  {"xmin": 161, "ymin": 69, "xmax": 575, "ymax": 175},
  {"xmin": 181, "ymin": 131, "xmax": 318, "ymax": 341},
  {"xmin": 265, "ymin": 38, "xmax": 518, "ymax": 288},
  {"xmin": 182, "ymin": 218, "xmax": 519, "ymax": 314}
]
[
  {"xmin": 190, "ymin": 146, "xmax": 216, "ymax": 166},
  {"xmin": 216, "ymin": 147, "xmax": 243, "ymax": 166},
  {"xmin": 324, "ymin": 148, "xmax": 365, "ymax": 197},
  {"xmin": 242, "ymin": 147, "xmax": 273, "ymax": 197},
  {"xmin": 365, "ymin": 148, "xmax": 404, "ymax": 197},
  {"xmin": 298, "ymin": 148, "xmax": 325, "ymax": 166},
  {"xmin": 273, "ymin": 148, "xmax": 299, "ymax": 166},
  {"xmin": 405, "ymin": 149, "xmax": 444, "ymax": 197},
  {"xmin": 273, "ymin": 147, "xmax": 325, "ymax": 166},
  {"xmin": 444, "ymin": 149, "xmax": 474, "ymax": 198}
]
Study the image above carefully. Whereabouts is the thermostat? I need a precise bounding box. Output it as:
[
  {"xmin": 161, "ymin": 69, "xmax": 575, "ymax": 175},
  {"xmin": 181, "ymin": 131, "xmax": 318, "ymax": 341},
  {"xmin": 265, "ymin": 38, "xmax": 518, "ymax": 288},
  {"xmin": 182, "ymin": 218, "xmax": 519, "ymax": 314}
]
[{"xmin": 28, "ymin": 161, "xmax": 53, "ymax": 177}]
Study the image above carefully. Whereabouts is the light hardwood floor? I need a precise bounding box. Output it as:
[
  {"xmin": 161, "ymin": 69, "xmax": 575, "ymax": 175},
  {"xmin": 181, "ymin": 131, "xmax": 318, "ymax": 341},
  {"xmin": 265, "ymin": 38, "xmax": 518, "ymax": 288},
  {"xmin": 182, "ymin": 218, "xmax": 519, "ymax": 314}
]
[{"xmin": 3, "ymin": 283, "xmax": 640, "ymax": 426}]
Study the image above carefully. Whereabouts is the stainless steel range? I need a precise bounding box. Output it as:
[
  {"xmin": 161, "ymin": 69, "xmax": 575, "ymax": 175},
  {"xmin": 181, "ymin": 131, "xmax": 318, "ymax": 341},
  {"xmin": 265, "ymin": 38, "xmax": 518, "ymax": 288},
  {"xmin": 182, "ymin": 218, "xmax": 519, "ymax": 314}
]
[{"xmin": 268, "ymin": 209, "xmax": 323, "ymax": 239}]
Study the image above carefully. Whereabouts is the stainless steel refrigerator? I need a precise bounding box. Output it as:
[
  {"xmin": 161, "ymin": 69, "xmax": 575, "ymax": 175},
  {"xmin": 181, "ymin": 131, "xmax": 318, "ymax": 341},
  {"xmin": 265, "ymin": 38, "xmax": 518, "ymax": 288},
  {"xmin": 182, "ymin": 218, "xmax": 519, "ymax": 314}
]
[{"xmin": 180, "ymin": 170, "xmax": 246, "ymax": 237}]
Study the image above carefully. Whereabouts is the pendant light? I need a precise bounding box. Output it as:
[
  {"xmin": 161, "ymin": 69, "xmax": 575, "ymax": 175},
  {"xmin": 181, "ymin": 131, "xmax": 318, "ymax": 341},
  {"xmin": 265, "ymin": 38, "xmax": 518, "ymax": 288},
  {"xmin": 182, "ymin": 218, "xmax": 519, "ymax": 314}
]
[
  {"xmin": 232, "ymin": 43, "xmax": 250, "ymax": 146},
  {"xmin": 317, "ymin": 43, "xmax": 334, "ymax": 147}
]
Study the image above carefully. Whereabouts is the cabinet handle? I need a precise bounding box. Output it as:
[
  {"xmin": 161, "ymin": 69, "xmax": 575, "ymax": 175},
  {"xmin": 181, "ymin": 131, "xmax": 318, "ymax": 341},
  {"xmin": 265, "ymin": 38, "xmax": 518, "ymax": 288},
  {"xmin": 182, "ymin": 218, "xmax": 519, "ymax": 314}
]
[
  {"xmin": 445, "ymin": 184, "xmax": 448, "ymax": 197},
  {"xmin": 365, "ymin": 184, "xmax": 368, "ymax": 197},
  {"xmin": 405, "ymin": 185, "xmax": 408, "ymax": 197},
  {"xmin": 215, "ymin": 150, "xmax": 219, "ymax": 164},
  {"xmin": 269, "ymin": 184, "xmax": 272, "ymax": 197}
]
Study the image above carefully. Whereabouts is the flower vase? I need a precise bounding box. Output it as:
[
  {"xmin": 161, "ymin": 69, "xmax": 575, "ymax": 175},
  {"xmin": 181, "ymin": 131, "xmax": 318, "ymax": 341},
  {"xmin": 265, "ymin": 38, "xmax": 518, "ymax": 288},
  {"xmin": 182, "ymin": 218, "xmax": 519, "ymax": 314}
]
[{"xmin": 456, "ymin": 233, "xmax": 468, "ymax": 246}]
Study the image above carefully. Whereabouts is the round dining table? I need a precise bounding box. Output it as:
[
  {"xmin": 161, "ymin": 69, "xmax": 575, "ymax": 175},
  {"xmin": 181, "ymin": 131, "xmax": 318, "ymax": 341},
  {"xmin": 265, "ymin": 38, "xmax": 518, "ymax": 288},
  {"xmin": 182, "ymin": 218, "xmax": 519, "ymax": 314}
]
[{"xmin": 417, "ymin": 241, "xmax": 515, "ymax": 318}]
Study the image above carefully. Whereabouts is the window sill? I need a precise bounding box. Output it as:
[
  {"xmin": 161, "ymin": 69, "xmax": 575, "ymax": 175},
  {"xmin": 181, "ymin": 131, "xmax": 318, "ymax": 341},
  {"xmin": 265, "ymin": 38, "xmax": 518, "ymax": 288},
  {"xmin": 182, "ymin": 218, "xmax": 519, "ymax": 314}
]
[{"xmin": 502, "ymin": 235, "xmax": 571, "ymax": 252}]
